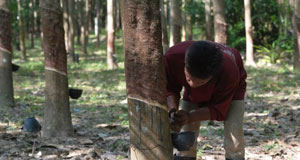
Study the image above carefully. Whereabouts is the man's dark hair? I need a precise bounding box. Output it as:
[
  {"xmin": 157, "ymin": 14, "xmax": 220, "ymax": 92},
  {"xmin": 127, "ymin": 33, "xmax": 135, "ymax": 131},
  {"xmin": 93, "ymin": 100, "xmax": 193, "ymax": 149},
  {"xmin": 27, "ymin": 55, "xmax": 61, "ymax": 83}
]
[{"xmin": 185, "ymin": 41, "xmax": 223, "ymax": 79}]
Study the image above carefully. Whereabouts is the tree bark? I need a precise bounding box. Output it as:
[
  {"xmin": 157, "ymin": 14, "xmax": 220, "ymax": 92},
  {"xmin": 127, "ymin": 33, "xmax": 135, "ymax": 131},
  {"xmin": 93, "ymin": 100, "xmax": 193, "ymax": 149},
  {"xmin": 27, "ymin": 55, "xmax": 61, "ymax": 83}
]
[
  {"xmin": 0, "ymin": 0, "xmax": 14, "ymax": 107},
  {"xmin": 205, "ymin": 0, "xmax": 212, "ymax": 41},
  {"xmin": 96, "ymin": 0, "xmax": 103, "ymax": 44},
  {"xmin": 68, "ymin": 0, "xmax": 75, "ymax": 62},
  {"xmin": 244, "ymin": 0, "xmax": 255, "ymax": 66},
  {"xmin": 293, "ymin": 0, "xmax": 300, "ymax": 71},
  {"xmin": 186, "ymin": 0, "xmax": 193, "ymax": 40},
  {"xmin": 170, "ymin": 0, "xmax": 181, "ymax": 46},
  {"xmin": 181, "ymin": 0, "xmax": 186, "ymax": 41},
  {"xmin": 81, "ymin": 0, "xmax": 89, "ymax": 54},
  {"xmin": 62, "ymin": 0, "xmax": 69, "ymax": 53},
  {"xmin": 160, "ymin": 0, "xmax": 169, "ymax": 53},
  {"xmin": 213, "ymin": 0, "xmax": 227, "ymax": 44},
  {"xmin": 17, "ymin": 0, "xmax": 26, "ymax": 60},
  {"xmin": 29, "ymin": 1, "xmax": 35, "ymax": 48},
  {"xmin": 121, "ymin": 0, "xmax": 173, "ymax": 159},
  {"xmin": 107, "ymin": 0, "xmax": 117, "ymax": 69},
  {"xmin": 40, "ymin": 0, "xmax": 74, "ymax": 138}
]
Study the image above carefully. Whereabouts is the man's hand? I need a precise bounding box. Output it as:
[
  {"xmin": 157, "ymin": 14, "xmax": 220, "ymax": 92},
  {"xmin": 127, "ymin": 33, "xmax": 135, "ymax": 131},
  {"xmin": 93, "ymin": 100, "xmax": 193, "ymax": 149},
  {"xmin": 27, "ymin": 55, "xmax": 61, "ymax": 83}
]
[{"xmin": 169, "ymin": 110, "xmax": 190, "ymax": 132}]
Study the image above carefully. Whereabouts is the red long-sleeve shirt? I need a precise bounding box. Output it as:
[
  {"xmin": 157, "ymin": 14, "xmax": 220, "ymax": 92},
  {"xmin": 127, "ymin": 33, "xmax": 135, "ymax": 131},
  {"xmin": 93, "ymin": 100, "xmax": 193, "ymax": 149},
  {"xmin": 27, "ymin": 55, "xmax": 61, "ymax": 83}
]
[{"xmin": 164, "ymin": 41, "xmax": 247, "ymax": 121}]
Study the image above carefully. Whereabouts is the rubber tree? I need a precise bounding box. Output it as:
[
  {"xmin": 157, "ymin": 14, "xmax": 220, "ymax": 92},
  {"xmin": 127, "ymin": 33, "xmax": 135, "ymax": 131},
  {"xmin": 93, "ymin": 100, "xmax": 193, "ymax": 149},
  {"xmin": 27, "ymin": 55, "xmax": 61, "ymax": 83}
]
[
  {"xmin": 121, "ymin": 0, "xmax": 173, "ymax": 159},
  {"xmin": 293, "ymin": 0, "xmax": 300, "ymax": 71},
  {"xmin": 244, "ymin": 0, "xmax": 256, "ymax": 66},
  {"xmin": 160, "ymin": 0, "xmax": 169, "ymax": 53},
  {"xmin": 40, "ymin": 0, "xmax": 74, "ymax": 137},
  {"xmin": 170, "ymin": 0, "xmax": 181, "ymax": 46},
  {"xmin": 205, "ymin": 0, "xmax": 212, "ymax": 41},
  {"xmin": 107, "ymin": 0, "xmax": 117, "ymax": 69},
  {"xmin": 17, "ymin": 0, "xmax": 26, "ymax": 60},
  {"xmin": 0, "ymin": 0, "xmax": 14, "ymax": 107},
  {"xmin": 213, "ymin": 0, "xmax": 227, "ymax": 44}
]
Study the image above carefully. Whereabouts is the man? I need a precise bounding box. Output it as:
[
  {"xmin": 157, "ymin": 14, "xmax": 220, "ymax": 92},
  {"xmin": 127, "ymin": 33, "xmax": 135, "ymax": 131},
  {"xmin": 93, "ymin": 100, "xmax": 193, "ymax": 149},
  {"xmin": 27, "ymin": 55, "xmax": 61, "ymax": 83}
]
[{"xmin": 165, "ymin": 40, "xmax": 247, "ymax": 160}]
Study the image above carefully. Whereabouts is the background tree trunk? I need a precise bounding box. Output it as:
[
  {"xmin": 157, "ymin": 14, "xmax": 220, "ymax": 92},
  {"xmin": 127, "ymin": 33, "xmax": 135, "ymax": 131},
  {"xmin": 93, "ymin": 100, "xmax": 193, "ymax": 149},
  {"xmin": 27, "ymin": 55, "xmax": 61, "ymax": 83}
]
[
  {"xmin": 80, "ymin": 0, "xmax": 88, "ymax": 54},
  {"xmin": 205, "ymin": 0, "xmax": 212, "ymax": 41},
  {"xmin": 29, "ymin": 1, "xmax": 34, "ymax": 48},
  {"xmin": 96, "ymin": 0, "xmax": 103, "ymax": 44},
  {"xmin": 160, "ymin": 0, "xmax": 169, "ymax": 53},
  {"xmin": 244, "ymin": 0, "xmax": 255, "ymax": 66},
  {"xmin": 181, "ymin": 0, "xmax": 186, "ymax": 42},
  {"xmin": 107, "ymin": 0, "xmax": 117, "ymax": 69},
  {"xmin": 17, "ymin": 0, "xmax": 26, "ymax": 60},
  {"xmin": 213, "ymin": 0, "xmax": 227, "ymax": 44},
  {"xmin": 40, "ymin": 0, "xmax": 74, "ymax": 138},
  {"xmin": 62, "ymin": 0, "xmax": 69, "ymax": 53},
  {"xmin": 68, "ymin": 0, "xmax": 75, "ymax": 62},
  {"xmin": 186, "ymin": 0, "xmax": 193, "ymax": 40},
  {"xmin": 0, "ymin": 0, "xmax": 14, "ymax": 107},
  {"xmin": 293, "ymin": 0, "xmax": 300, "ymax": 71},
  {"xmin": 121, "ymin": 0, "xmax": 173, "ymax": 159},
  {"xmin": 170, "ymin": 0, "xmax": 181, "ymax": 46}
]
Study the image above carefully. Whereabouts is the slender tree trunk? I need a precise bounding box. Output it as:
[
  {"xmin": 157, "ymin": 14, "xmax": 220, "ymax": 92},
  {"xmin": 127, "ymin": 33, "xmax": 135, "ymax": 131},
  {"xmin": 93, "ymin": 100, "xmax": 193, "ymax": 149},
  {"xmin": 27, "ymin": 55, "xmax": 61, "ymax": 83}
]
[
  {"xmin": 121, "ymin": 0, "xmax": 173, "ymax": 159},
  {"xmin": 33, "ymin": 0, "xmax": 39, "ymax": 38},
  {"xmin": 80, "ymin": 0, "xmax": 88, "ymax": 54},
  {"xmin": 244, "ymin": 0, "xmax": 255, "ymax": 66},
  {"xmin": 96, "ymin": 0, "xmax": 102, "ymax": 44},
  {"xmin": 186, "ymin": 0, "xmax": 193, "ymax": 40},
  {"xmin": 107, "ymin": 0, "xmax": 117, "ymax": 69},
  {"xmin": 115, "ymin": 0, "xmax": 121, "ymax": 31},
  {"xmin": 0, "ymin": 0, "xmax": 14, "ymax": 107},
  {"xmin": 170, "ymin": 0, "xmax": 181, "ymax": 46},
  {"xmin": 29, "ymin": 1, "xmax": 35, "ymax": 48},
  {"xmin": 205, "ymin": 0, "xmax": 212, "ymax": 41},
  {"xmin": 17, "ymin": 0, "xmax": 26, "ymax": 60},
  {"xmin": 68, "ymin": 0, "xmax": 75, "ymax": 62},
  {"xmin": 160, "ymin": 0, "xmax": 169, "ymax": 53},
  {"xmin": 293, "ymin": 0, "xmax": 300, "ymax": 71},
  {"xmin": 89, "ymin": 0, "xmax": 94, "ymax": 33},
  {"xmin": 213, "ymin": 0, "xmax": 227, "ymax": 44},
  {"xmin": 181, "ymin": 10, "xmax": 186, "ymax": 41},
  {"xmin": 40, "ymin": 0, "xmax": 74, "ymax": 138},
  {"xmin": 62, "ymin": 0, "xmax": 69, "ymax": 53}
]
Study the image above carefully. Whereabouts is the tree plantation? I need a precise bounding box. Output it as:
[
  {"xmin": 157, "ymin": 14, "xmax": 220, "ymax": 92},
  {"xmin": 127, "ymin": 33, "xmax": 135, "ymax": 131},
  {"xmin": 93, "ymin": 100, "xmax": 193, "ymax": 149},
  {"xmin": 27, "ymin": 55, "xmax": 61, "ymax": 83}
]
[{"xmin": 0, "ymin": 0, "xmax": 300, "ymax": 159}]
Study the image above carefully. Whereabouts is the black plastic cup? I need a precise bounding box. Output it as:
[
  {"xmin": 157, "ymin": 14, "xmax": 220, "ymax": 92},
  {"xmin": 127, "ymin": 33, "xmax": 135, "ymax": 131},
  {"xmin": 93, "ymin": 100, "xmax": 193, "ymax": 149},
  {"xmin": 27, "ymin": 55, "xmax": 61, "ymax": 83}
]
[
  {"xmin": 69, "ymin": 88, "xmax": 83, "ymax": 99},
  {"xmin": 172, "ymin": 131, "xmax": 196, "ymax": 151}
]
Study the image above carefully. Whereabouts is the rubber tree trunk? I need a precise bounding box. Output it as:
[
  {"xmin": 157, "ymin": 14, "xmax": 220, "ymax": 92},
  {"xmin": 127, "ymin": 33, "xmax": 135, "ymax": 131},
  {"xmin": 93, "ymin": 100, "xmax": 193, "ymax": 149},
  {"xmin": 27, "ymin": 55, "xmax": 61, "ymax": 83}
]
[
  {"xmin": 160, "ymin": 0, "xmax": 169, "ymax": 53},
  {"xmin": 68, "ymin": 0, "xmax": 75, "ymax": 62},
  {"xmin": 293, "ymin": 0, "xmax": 300, "ymax": 71},
  {"xmin": 244, "ymin": 0, "xmax": 255, "ymax": 66},
  {"xmin": 121, "ymin": 0, "xmax": 173, "ymax": 159},
  {"xmin": 186, "ymin": 0, "xmax": 193, "ymax": 40},
  {"xmin": 62, "ymin": 0, "xmax": 69, "ymax": 52},
  {"xmin": 106, "ymin": 0, "xmax": 117, "ymax": 69},
  {"xmin": 40, "ymin": 0, "xmax": 74, "ymax": 138},
  {"xmin": 96, "ymin": 0, "xmax": 103, "ymax": 44},
  {"xmin": 17, "ymin": 0, "xmax": 26, "ymax": 60},
  {"xmin": 29, "ymin": 1, "xmax": 34, "ymax": 48},
  {"xmin": 0, "ymin": 0, "xmax": 14, "ymax": 107},
  {"xmin": 170, "ymin": 0, "xmax": 181, "ymax": 46},
  {"xmin": 181, "ymin": 0, "xmax": 186, "ymax": 42},
  {"xmin": 80, "ymin": 0, "xmax": 88, "ymax": 54},
  {"xmin": 213, "ymin": 0, "xmax": 227, "ymax": 44},
  {"xmin": 205, "ymin": 0, "xmax": 212, "ymax": 41}
]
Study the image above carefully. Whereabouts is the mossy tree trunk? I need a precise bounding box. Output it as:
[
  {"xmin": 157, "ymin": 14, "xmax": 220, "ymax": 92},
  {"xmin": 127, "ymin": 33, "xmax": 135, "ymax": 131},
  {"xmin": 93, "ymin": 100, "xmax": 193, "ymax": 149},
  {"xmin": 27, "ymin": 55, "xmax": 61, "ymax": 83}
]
[
  {"xmin": 40, "ymin": 0, "xmax": 74, "ymax": 138},
  {"xmin": 121, "ymin": 0, "xmax": 173, "ymax": 159},
  {"xmin": 0, "ymin": 0, "xmax": 14, "ymax": 107}
]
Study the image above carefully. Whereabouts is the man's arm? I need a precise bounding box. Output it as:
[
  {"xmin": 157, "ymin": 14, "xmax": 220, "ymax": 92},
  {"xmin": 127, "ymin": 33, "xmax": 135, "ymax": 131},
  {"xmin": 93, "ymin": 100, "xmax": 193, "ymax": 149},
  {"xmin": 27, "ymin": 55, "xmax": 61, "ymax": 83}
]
[
  {"xmin": 188, "ymin": 107, "xmax": 211, "ymax": 122},
  {"xmin": 167, "ymin": 95, "xmax": 180, "ymax": 111}
]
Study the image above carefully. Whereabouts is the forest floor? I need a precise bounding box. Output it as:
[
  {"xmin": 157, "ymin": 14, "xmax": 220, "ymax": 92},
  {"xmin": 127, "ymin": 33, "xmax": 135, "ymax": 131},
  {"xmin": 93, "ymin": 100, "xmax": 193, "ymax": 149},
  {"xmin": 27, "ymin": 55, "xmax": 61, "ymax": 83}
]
[{"xmin": 0, "ymin": 37, "xmax": 300, "ymax": 160}]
